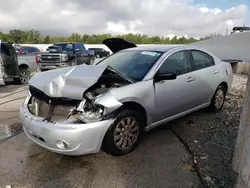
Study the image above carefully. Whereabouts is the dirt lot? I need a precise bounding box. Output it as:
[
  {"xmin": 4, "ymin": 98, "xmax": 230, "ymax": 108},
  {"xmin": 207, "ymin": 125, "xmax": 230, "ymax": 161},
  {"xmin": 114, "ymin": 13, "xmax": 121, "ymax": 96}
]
[
  {"xmin": 0, "ymin": 74, "xmax": 248, "ymax": 188},
  {"xmin": 169, "ymin": 74, "xmax": 248, "ymax": 188}
]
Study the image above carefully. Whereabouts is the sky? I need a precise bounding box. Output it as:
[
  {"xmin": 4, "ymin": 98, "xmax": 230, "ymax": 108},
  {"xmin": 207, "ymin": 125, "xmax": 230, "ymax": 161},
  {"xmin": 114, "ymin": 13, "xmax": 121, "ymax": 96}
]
[{"xmin": 0, "ymin": 0, "xmax": 249, "ymax": 38}]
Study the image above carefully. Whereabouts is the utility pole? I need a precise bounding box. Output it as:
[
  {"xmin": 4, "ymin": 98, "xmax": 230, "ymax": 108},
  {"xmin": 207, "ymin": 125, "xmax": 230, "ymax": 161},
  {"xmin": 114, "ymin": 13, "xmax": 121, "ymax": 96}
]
[{"xmin": 233, "ymin": 71, "xmax": 250, "ymax": 188}]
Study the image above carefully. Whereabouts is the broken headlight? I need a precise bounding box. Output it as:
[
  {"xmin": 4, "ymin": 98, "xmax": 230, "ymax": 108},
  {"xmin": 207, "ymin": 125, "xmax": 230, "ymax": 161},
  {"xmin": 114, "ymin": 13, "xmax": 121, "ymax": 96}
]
[
  {"xmin": 75, "ymin": 99, "xmax": 106, "ymax": 123},
  {"xmin": 23, "ymin": 90, "xmax": 32, "ymax": 105}
]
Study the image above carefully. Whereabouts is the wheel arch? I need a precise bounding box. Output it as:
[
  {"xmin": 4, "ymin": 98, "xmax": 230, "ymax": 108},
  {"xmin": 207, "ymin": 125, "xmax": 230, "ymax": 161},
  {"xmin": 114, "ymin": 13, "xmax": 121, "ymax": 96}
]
[
  {"xmin": 219, "ymin": 81, "xmax": 228, "ymax": 93},
  {"xmin": 19, "ymin": 63, "xmax": 30, "ymax": 70},
  {"xmin": 120, "ymin": 101, "xmax": 148, "ymax": 127}
]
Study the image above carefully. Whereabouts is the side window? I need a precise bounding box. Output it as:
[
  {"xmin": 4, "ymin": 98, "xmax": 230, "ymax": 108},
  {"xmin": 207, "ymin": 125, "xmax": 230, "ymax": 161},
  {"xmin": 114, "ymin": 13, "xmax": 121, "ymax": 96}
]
[
  {"xmin": 75, "ymin": 43, "xmax": 85, "ymax": 51},
  {"xmin": 158, "ymin": 51, "xmax": 191, "ymax": 76},
  {"xmin": 191, "ymin": 50, "xmax": 215, "ymax": 70},
  {"xmin": 65, "ymin": 44, "xmax": 73, "ymax": 51},
  {"xmin": 27, "ymin": 47, "xmax": 38, "ymax": 53},
  {"xmin": 21, "ymin": 47, "xmax": 28, "ymax": 54}
]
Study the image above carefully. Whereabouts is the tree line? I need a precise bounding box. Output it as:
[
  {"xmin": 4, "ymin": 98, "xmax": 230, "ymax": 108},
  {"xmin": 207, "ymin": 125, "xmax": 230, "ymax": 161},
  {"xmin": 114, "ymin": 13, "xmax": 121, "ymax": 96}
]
[{"xmin": 0, "ymin": 29, "xmax": 218, "ymax": 44}]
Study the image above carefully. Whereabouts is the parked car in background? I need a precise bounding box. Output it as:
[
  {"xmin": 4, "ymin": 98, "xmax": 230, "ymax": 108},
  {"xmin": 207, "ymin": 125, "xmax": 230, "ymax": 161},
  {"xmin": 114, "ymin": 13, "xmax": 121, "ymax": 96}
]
[
  {"xmin": 21, "ymin": 38, "xmax": 233, "ymax": 157},
  {"xmin": 15, "ymin": 46, "xmax": 40, "ymax": 55},
  {"xmin": 0, "ymin": 41, "xmax": 39, "ymax": 85},
  {"xmin": 88, "ymin": 47, "xmax": 110, "ymax": 58},
  {"xmin": 16, "ymin": 53, "xmax": 39, "ymax": 84},
  {"xmin": 0, "ymin": 41, "xmax": 20, "ymax": 85},
  {"xmin": 37, "ymin": 42, "xmax": 95, "ymax": 71},
  {"xmin": 231, "ymin": 26, "xmax": 250, "ymax": 34}
]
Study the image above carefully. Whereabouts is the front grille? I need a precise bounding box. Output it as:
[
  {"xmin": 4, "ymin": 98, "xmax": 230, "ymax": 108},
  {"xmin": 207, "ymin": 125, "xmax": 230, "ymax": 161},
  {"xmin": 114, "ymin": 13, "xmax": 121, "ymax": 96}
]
[
  {"xmin": 41, "ymin": 55, "xmax": 60, "ymax": 62},
  {"xmin": 33, "ymin": 98, "xmax": 75, "ymax": 122},
  {"xmin": 29, "ymin": 86, "xmax": 80, "ymax": 106},
  {"xmin": 28, "ymin": 86, "xmax": 81, "ymax": 122}
]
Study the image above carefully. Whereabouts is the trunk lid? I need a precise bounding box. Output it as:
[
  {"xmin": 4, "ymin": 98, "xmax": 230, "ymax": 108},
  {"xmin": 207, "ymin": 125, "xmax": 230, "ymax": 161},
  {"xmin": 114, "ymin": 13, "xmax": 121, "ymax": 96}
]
[{"xmin": 102, "ymin": 38, "xmax": 137, "ymax": 53}]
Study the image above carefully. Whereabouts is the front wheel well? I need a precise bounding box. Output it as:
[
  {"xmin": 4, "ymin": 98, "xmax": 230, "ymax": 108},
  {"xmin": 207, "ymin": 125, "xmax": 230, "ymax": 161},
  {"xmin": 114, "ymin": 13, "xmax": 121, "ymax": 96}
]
[
  {"xmin": 19, "ymin": 64, "xmax": 29, "ymax": 70},
  {"xmin": 121, "ymin": 102, "xmax": 148, "ymax": 127}
]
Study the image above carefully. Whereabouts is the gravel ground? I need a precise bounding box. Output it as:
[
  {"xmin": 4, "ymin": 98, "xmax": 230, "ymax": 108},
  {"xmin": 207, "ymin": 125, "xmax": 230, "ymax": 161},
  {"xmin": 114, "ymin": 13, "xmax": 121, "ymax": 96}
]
[{"xmin": 168, "ymin": 74, "xmax": 248, "ymax": 188}]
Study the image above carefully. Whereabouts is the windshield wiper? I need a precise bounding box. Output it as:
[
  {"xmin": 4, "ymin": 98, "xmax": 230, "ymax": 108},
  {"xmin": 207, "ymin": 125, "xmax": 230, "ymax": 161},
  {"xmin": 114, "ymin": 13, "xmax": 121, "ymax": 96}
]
[{"xmin": 107, "ymin": 66, "xmax": 135, "ymax": 83}]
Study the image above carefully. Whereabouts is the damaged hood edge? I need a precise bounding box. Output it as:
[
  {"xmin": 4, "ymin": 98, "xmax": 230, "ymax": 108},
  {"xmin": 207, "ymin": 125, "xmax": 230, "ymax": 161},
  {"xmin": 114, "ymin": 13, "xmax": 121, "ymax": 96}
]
[{"xmin": 29, "ymin": 65, "xmax": 108, "ymax": 100}]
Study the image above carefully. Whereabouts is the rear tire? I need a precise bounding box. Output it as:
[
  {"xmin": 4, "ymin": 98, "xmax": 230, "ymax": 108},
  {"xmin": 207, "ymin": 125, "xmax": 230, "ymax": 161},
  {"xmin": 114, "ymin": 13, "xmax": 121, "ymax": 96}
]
[
  {"xmin": 15, "ymin": 67, "xmax": 30, "ymax": 85},
  {"xmin": 208, "ymin": 85, "xmax": 226, "ymax": 112},
  {"xmin": 102, "ymin": 109, "xmax": 142, "ymax": 156}
]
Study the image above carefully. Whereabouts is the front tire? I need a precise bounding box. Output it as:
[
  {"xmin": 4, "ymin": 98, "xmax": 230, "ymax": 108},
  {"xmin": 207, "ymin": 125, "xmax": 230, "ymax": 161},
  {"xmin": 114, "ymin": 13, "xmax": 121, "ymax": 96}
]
[
  {"xmin": 208, "ymin": 85, "xmax": 226, "ymax": 112},
  {"xmin": 102, "ymin": 110, "xmax": 142, "ymax": 156},
  {"xmin": 71, "ymin": 60, "xmax": 77, "ymax": 66}
]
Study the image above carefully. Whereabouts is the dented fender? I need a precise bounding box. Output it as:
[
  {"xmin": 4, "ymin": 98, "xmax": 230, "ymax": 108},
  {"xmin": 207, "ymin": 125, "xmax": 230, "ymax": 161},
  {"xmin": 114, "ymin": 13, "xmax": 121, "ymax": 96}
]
[{"xmin": 94, "ymin": 91, "xmax": 123, "ymax": 115}]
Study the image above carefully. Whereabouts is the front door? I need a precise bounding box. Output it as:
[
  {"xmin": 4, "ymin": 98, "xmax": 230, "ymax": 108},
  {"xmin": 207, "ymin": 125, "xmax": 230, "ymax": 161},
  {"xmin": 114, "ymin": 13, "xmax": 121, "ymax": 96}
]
[
  {"xmin": 153, "ymin": 50, "xmax": 198, "ymax": 123},
  {"xmin": 0, "ymin": 42, "xmax": 20, "ymax": 77}
]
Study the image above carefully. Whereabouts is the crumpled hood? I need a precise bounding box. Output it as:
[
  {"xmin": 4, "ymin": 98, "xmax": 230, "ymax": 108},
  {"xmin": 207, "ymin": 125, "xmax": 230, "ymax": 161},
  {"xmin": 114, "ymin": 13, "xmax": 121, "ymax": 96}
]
[{"xmin": 29, "ymin": 65, "xmax": 107, "ymax": 100}]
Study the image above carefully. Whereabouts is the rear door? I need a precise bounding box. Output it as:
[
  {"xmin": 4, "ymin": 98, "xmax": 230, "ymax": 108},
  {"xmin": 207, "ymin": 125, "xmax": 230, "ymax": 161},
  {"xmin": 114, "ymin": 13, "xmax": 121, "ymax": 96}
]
[
  {"xmin": 0, "ymin": 42, "xmax": 20, "ymax": 77},
  {"xmin": 188, "ymin": 49, "xmax": 221, "ymax": 105}
]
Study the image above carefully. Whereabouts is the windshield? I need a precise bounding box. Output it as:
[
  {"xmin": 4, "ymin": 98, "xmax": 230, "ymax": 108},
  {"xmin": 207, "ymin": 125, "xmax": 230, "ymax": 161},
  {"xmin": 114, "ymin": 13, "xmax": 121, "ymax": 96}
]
[
  {"xmin": 97, "ymin": 50, "xmax": 163, "ymax": 81},
  {"xmin": 53, "ymin": 43, "xmax": 73, "ymax": 51}
]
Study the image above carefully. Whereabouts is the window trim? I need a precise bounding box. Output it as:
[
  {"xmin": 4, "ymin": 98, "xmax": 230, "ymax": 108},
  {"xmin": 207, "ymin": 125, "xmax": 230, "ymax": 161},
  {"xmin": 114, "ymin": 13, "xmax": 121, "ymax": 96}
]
[
  {"xmin": 156, "ymin": 50, "xmax": 192, "ymax": 77},
  {"xmin": 189, "ymin": 49, "xmax": 215, "ymax": 71}
]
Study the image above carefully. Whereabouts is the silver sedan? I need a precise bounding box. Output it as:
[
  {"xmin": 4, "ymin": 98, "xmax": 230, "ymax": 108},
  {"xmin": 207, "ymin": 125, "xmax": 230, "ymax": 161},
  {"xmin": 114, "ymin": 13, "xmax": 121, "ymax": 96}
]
[{"xmin": 20, "ymin": 38, "xmax": 233, "ymax": 156}]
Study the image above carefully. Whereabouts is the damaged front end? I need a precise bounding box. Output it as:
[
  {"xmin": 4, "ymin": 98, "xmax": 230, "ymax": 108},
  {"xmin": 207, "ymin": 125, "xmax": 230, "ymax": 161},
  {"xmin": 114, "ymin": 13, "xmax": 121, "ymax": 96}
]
[{"xmin": 26, "ymin": 67, "xmax": 132, "ymax": 124}]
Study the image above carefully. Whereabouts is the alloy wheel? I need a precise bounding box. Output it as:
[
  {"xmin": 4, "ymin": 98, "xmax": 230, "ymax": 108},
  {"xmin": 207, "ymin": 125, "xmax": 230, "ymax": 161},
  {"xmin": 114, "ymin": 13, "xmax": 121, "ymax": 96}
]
[
  {"xmin": 20, "ymin": 69, "xmax": 30, "ymax": 84},
  {"xmin": 214, "ymin": 88, "xmax": 225, "ymax": 109},
  {"xmin": 113, "ymin": 117, "xmax": 140, "ymax": 150}
]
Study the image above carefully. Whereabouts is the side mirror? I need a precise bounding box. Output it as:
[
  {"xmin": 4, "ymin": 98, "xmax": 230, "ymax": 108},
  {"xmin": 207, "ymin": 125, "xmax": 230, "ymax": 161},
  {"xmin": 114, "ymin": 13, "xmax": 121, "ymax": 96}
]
[
  {"xmin": 75, "ymin": 48, "xmax": 80, "ymax": 52},
  {"xmin": 154, "ymin": 72, "xmax": 177, "ymax": 82},
  {"xmin": 21, "ymin": 51, "xmax": 27, "ymax": 54}
]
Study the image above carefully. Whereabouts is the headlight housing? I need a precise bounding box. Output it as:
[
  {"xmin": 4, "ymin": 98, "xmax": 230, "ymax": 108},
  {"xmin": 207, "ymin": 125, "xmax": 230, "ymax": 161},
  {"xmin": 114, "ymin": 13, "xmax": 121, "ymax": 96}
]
[
  {"xmin": 61, "ymin": 54, "xmax": 68, "ymax": 61},
  {"xmin": 23, "ymin": 90, "xmax": 32, "ymax": 104},
  {"xmin": 75, "ymin": 99, "xmax": 105, "ymax": 123}
]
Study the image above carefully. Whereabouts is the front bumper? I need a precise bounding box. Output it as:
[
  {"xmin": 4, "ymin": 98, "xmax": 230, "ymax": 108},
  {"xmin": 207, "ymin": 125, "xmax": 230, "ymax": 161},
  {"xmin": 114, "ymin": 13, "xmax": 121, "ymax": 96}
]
[
  {"xmin": 38, "ymin": 62, "xmax": 70, "ymax": 70},
  {"xmin": 20, "ymin": 103, "xmax": 114, "ymax": 156}
]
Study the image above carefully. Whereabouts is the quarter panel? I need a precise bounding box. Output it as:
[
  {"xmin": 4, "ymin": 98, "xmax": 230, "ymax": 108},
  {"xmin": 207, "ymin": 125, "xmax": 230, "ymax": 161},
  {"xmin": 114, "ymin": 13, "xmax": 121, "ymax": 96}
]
[{"xmin": 191, "ymin": 65, "xmax": 222, "ymax": 104}]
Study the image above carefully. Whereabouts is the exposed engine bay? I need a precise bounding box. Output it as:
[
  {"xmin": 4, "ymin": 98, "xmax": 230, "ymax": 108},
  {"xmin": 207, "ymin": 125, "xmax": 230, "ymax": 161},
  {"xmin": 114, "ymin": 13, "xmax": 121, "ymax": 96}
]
[{"xmin": 27, "ymin": 67, "xmax": 132, "ymax": 124}]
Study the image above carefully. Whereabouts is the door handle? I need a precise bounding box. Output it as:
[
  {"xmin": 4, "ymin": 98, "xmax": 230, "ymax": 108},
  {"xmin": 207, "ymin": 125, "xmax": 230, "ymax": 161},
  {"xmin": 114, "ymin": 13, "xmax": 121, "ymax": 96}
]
[
  {"xmin": 187, "ymin": 77, "xmax": 195, "ymax": 82},
  {"xmin": 213, "ymin": 69, "xmax": 219, "ymax": 74}
]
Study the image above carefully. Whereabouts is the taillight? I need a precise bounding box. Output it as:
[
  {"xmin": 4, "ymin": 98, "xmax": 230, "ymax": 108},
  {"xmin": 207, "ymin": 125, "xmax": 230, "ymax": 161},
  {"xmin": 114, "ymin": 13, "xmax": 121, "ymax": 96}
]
[
  {"xmin": 35, "ymin": 54, "xmax": 38, "ymax": 64},
  {"xmin": 229, "ymin": 63, "xmax": 233, "ymax": 73}
]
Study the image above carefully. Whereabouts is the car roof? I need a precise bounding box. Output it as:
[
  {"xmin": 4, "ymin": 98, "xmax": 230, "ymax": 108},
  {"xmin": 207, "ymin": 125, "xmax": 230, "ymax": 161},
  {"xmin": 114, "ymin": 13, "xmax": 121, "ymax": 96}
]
[{"xmin": 122, "ymin": 45, "xmax": 185, "ymax": 52}]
